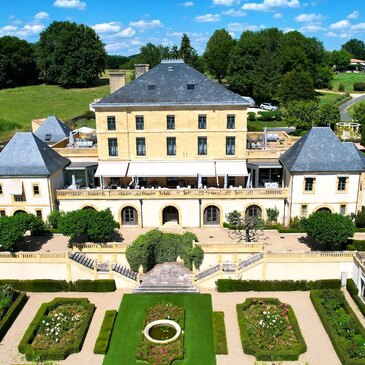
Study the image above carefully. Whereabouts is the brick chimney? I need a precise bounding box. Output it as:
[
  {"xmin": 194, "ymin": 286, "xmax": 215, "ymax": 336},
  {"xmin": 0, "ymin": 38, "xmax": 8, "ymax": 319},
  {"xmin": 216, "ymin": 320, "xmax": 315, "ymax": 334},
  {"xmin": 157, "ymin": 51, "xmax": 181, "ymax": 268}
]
[
  {"xmin": 135, "ymin": 64, "xmax": 150, "ymax": 78},
  {"xmin": 109, "ymin": 71, "xmax": 126, "ymax": 94}
]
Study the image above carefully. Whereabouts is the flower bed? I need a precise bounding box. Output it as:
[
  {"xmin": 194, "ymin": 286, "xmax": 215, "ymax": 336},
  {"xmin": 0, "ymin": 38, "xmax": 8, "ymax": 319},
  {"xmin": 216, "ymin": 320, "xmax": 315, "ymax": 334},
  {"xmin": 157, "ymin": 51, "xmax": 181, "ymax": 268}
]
[
  {"xmin": 311, "ymin": 289, "xmax": 365, "ymax": 365},
  {"xmin": 136, "ymin": 301, "xmax": 184, "ymax": 365},
  {"xmin": 18, "ymin": 297, "xmax": 95, "ymax": 361},
  {"xmin": 237, "ymin": 298, "xmax": 306, "ymax": 361}
]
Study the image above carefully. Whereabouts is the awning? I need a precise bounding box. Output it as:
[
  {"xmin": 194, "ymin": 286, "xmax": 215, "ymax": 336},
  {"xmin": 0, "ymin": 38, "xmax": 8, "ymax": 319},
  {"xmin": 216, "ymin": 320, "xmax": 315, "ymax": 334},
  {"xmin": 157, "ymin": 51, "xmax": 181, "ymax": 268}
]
[
  {"xmin": 127, "ymin": 161, "xmax": 216, "ymax": 177},
  {"xmin": 6, "ymin": 180, "xmax": 23, "ymax": 195},
  {"xmin": 215, "ymin": 160, "xmax": 248, "ymax": 176},
  {"xmin": 65, "ymin": 162, "xmax": 98, "ymax": 170},
  {"xmin": 95, "ymin": 162, "xmax": 129, "ymax": 177},
  {"xmin": 248, "ymin": 160, "xmax": 282, "ymax": 169}
]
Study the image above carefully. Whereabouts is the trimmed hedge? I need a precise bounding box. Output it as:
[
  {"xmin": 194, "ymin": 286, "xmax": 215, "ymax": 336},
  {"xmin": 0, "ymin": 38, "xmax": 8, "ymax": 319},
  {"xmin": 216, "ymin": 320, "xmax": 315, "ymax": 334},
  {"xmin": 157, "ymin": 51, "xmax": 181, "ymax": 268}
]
[
  {"xmin": 94, "ymin": 310, "xmax": 117, "ymax": 354},
  {"xmin": 278, "ymin": 228, "xmax": 306, "ymax": 233},
  {"xmin": 0, "ymin": 279, "xmax": 116, "ymax": 292},
  {"xmin": 354, "ymin": 82, "xmax": 365, "ymax": 92},
  {"xmin": 237, "ymin": 298, "xmax": 307, "ymax": 361},
  {"xmin": 18, "ymin": 297, "xmax": 95, "ymax": 361},
  {"xmin": 0, "ymin": 291, "xmax": 28, "ymax": 341},
  {"xmin": 213, "ymin": 311, "xmax": 228, "ymax": 355},
  {"xmin": 347, "ymin": 240, "xmax": 365, "ymax": 251},
  {"xmin": 310, "ymin": 290, "xmax": 365, "ymax": 365},
  {"xmin": 347, "ymin": 279, "xmax": 365, "ymax": 317},
  {"xmin": 217, "ymin": 279, "xmax": 341, "ymax": 292}
]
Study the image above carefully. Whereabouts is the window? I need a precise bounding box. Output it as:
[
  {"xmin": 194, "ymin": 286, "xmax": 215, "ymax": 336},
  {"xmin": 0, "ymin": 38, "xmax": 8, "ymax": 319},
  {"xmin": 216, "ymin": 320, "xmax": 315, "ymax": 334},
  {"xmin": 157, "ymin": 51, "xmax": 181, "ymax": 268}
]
[
  {"xmin": 198, "ymin": 137, "xmax": 207, "ymax": 155},
  {"xmin": 107, "ymin": 116, "xmax": 116, "ymax": 131},
  {"xmin": 226, "ymin": 137, "xmax": 235, "ymax": 155},
  {"xmin": 148, "ymin": 84, "xmax": 156, "ymax": 90},
  {"xmin": 108, "ymin": 138, "xmax": 118, "ymax": 157},
  {"xmin": 0, "ymin": 210, "xmax": 5, "ymax": 217},
  {"xmin": 33, "ymin": 184, "xmax": 40, "ymax": 196},
  {"xmin": 340, "ymin": 205, "xmax": 346, "ymax": 215},
  {"xmin": 301, "ymin": 205, "xmax": 308, "ymax": 217},
  {"xmin": 227, "ymin": 115, "xmax": 235, "ymax": 129},
  {"xmin": 246, "ymin": 205, "xmax": 262, "ymax": 219},
  {"xmin": 187, "ymin": 84, "xmax": 195, "ymax": 90},
  {"xmin": 166, "ymin": 177, "xmax": 179, "ymax": 188},
  {"xmin": 204, "ymin": 206, "xmax": 220, "ymax": 225},
  {"xmin": 0, "ymin": 184, "xmax": 2, "ymax": 195},
  {"xmin": 122, "ymin": 207, "xmax": 138, "ymax": 225},
  {"xmin": 136, "ymin": 115, "xmax": 144, "ymax": 130},
  {"xmin": 198, "ymin": 115, "xmax": 206, "ymax": 129},
  {"xmin": 167, "ymin": 115, "xmax": 175, "ymax": 130},
  {"xmin": 136, "ymin": 137, "xmax": 146, "ymax": 156},
  {"xmin": 337, "ymin": 177, "xmax": 347, "ymax": 191},
  {"xmin": 167, "ymin": 137, "xmax": 176, "ymax": 156},
  {"xmin": 304, "ymin": 177, "xmax": 315, "ymax": 192},
  {"xmin": 36, "ymin": 210, "xmax": 42, "ymax": 219},
  {"xmin": 14, "ymin": 195, "xmax": 26, "ymax": 202},
  {"xmin": 44, "ymin": 134, "xmax": 52, "ymax": 141}
]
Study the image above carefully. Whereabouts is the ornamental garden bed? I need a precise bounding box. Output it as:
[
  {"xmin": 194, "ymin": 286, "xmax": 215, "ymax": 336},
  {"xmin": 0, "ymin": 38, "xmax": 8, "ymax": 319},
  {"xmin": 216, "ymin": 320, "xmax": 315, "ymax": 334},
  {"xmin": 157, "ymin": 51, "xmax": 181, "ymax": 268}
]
[
  {"xmin": 237, "ymin": 298, "xmax": 306, "ymax": 361},
  {"xmin": 136, "ymin": 302, "xmax": 184, "ymax": 364},
  {"xmin": 310, "ymin": 289, "xmax": 365, "ymax": 365},
  {"xmin": 18, "ymin": 297, "xmax": 95, "ymax": 361}
]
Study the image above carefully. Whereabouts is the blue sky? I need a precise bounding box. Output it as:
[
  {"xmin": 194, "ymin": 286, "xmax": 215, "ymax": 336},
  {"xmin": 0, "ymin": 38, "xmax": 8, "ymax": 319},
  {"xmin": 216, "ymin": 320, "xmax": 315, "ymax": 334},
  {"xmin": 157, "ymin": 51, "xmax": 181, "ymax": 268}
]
[{"xmin": 0, "ymin": 0, "xmax": 364, "ymax": 55}]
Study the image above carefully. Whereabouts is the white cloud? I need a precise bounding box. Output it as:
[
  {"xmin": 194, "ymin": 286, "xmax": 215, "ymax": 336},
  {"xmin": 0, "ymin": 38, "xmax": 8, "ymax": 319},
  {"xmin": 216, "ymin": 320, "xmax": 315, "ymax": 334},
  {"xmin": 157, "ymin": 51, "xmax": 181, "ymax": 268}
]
[
  {"xmin": 330, "ymin": 19, "xmax": 351, "ymax": 30},
  {"xmin": 195, "ymin": 13, "xmax": 221, "ymax": 22},
  {"xmin": 53, "ymin": 0, "xmax": 86, "ymax": 10},
  {"xmin": 273, "ymin": 12, "xmax": 282, "ymax": 18},
  {"xmin": 222, "ymin": 8, "xmax": 247, "ymax": 16},
  {"xmin": 226, "ymin": 22, "xmax": 261, "ymax": 32},
  {"xmin": 171, "ymin": 31, "xmax": 184, "ymax": 37},
  {"xmin": 1, "ymin": 25, "xmax": 18, "ymax": 32},
  {"xmin": 129, "ymin": 19, "xmax": 163, "ymax": 30},
  {"xmin": 325, "ymin": 31, "xmax": 350, "ymax": 39},
  {"xmin": 242, "ymin": 0, "xmax": 300, "ymax": 11},
  {"xmin": 351, "ymin": 22, "xmax": 365, "ymax": 31},
  {"xmin": 92, "ymin": 22, "xmax": 122, "ymax": 33},
  {"xmin": 34, "ymin": 12, "xmax": 49, "ymax": 20},
  {"xmin": 213, "ymin": 0, "xmax": 238, "ymax": 5},
  {"xmin": 183, "ymin": 1, "xmax": 194, "ymax": 6},
  {"xmin": 299, "ymin": 24, "xmax": 325, "ymax": 32},
  {"xmin": 295, "ymin": 13, "xmax": 322, "ymax": 23},
  {"xmin": 347, "ymin": 10, "xmax": 360, "ymax": 20},
  {"xmin": 116, "ymin": 27, "xmax": 136, "ymax": 37}
]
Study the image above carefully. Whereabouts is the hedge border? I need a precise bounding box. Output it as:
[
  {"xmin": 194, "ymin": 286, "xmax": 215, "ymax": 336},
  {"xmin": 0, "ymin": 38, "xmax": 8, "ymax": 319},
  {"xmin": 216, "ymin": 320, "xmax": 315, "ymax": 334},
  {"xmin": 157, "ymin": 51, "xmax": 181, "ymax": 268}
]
[
  {"xmin": 18, "ymin": 297, "xmax": 95, "ymax": 361},
  {"xmin": 0, "ymin": 279, "xmax": 116, "ymax": 292},
  {"xmin": 0, "ymin": 291, "xmax": 28, "ymax": 341},
  {"xmin": 310, "ymin": 290, "xmax": 365, "ymax": 365},
  {"xmin": 237, "ymin": 298, "xmax": 307, "ymax": 361},
  {"xmin": 94, "ymin": 310, "xmax": 117, "ymax": 354},
  {"xmin": 213, "ymin": 311, "xmax": 228, "ymax": 355},
  {"xmin": 346, "ymin": 279, "xmax": 365, "ymax": 317},
  {"xmin": 217, "ymin": 279, "xmax": 341, "ymax": 292}
]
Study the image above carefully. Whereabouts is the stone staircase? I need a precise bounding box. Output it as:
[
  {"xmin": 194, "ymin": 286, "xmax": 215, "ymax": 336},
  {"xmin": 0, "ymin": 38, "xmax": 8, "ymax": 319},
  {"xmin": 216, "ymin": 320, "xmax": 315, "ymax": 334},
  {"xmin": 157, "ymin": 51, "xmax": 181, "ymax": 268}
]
[
  {"xmin": 69, "ymin": 252, "xmax": 95, "ymax": 269},
  {"xmin": 112, "ymin": 263, "xmax": 138, "ymax": 281}
]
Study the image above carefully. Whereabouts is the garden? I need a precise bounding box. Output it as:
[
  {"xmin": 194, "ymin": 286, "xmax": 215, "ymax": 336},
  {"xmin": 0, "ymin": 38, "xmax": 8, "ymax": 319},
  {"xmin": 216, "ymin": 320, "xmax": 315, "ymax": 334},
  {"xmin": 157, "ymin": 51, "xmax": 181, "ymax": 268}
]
[{"xmin": 237, "ymin": 298, "xmax": 306, "ymax": 361}]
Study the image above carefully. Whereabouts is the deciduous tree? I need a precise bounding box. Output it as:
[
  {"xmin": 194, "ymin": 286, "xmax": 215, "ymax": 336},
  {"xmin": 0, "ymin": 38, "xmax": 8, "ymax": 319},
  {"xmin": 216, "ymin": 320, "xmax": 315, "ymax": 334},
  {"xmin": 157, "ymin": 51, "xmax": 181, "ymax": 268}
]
[{"xmin": 341, "ymin": 39, "xmax": 365, "ymax": 60}]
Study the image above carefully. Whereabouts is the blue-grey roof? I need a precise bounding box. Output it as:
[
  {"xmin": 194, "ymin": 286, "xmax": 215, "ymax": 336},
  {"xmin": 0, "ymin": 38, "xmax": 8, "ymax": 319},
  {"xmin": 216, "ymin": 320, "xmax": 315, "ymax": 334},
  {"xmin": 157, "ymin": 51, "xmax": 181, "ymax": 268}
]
[
  {"xmin": 34, "ymin": 116, "xmax": 72, "ymax": 144},
  {"xmin": 0, "ymin": 133, "xmax": 70, "ymax": 176},
  {"xmin": 95, "ymin": 60, "xmax": 249, "ymax": 107},
  {"xmin": 280, "ymin": 127, "xmax": 365, "ymax": 173}
]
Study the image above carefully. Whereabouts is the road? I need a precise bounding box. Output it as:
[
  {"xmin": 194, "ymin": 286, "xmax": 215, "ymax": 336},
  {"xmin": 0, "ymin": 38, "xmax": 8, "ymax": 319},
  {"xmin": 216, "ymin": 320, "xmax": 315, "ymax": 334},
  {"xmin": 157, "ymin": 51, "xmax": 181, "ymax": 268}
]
[{"xmin": 339, "ymin": 93, "xmax": 365, "ymax": 121}]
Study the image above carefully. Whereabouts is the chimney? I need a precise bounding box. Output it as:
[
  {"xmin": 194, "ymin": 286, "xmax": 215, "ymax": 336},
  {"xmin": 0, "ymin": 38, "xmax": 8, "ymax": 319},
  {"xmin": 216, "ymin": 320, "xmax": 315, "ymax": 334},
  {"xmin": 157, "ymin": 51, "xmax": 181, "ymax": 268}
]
[
  {"xmin": 135, "ymin": 64, "xmax": 150, "ymax": 78},
  {"xmin": 109, "ymin": 71, "xmax": 126, "ymax": 94}
]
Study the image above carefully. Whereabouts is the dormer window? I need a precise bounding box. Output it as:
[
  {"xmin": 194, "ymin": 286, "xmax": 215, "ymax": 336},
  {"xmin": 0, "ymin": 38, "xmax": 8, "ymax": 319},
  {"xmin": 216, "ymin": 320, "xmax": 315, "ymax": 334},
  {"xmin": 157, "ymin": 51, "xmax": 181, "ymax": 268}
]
[
  {"xmin": 44, "ymin": 134, "xmax": 52, "ymax": 141},
  {"xmin": 187, "ymin": 84, "xmax": 195, "ymax": 90},
  {"xmin": 148, "ymin": 84, "xmax": 156, "ymax": 91}
]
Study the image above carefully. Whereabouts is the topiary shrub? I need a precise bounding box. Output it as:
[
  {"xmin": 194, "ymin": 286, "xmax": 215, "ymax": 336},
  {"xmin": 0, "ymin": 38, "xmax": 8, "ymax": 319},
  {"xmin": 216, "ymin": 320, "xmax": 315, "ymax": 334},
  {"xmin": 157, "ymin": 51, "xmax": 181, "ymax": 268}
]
[
  {"xmin": 338, "ymin": 83, "xmax": 345, "ymax": 92},
  {"xmin": 94, "ymin": 310, "xmax": 117, "ymax": 354},
  {"xmin": 354, "ymin": 82, "xmax": 365, "ymax": 91},
  {"xmin": 247, "ymin": 112, "xmax": 256, "ymax": 121}
]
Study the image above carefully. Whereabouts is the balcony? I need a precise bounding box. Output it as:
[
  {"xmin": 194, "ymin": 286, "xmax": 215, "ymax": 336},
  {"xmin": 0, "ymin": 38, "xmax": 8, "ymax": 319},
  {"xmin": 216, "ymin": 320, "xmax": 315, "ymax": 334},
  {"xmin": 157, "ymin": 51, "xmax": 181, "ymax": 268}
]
[
  {"xmin": 53, "ymin": 147, "xmax": 98, "ymax": 157},
  {"xmin": 56, "ymin": 187, "xmax": 289, "ymax": 200}
]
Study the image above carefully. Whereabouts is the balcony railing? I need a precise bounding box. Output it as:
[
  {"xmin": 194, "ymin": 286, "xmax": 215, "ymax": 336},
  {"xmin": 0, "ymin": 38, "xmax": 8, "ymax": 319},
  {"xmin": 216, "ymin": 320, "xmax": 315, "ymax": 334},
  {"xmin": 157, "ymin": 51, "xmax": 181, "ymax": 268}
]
[
  {"xmin": 53, "ymin": 147, "xmax": 98, "ymax": 157},
  {"xmin": 246, "ymin": 149, "xmax": 285, "ymax": 159},
  {"xmin": 57, "ymin": 187, "xmax": 288, "ymax": 200}
]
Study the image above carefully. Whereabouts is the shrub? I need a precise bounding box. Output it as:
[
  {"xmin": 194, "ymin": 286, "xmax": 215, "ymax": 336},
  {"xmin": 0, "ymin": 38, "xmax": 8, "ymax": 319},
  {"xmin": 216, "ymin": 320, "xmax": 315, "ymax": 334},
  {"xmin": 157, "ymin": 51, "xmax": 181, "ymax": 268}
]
[
  {"xmin": 217, "ymin": 279, "xmax": 341, "ymax": 292},
  {"xmin": 346, "ymin": 279, "xmax": 365, "ymax": 317},
  {"xmin": 47, "ymin": 210, "xmax": 65, "ymax": 229},
  {"xmin": 346, "ymin": 239, "xmax": 365, "ymax": 251},
  {"xmin": 225, "ymin": 210, "xmax": 242, "ymax": 226},
  {"xmin": 266, "ymin": 207, "xmax": 279, "ymax": 224},
  {"xmin": 339, "ymin": 83, "xmax": 345, "ymax": 92},
  {"xmin": 289, "ymin": 216, "xmax": 307, "ymax": 230},
  {"xmin": 352, "ymin": 206, "xmax": 365, "ymax": 228},
  {"xmin": 248, "ymin": 112, "xmax": 256, "ymax": 121},
  {"xmin": 94, "ymin": 310, "xmax": 117, "ymax": 354},
  {"xmin": 0, "ymin": 119, "xmax": 21, "ymax": 131},
  {"xmin": 257, "ymin": 111, "xmax": 282, "ymax": 121},
  {"xmin": 213, "ymin": 312, "xmax": 228, "ymax": 354},
  {"xmin": 354, "ymin": 82, "xmax": 365, "ymax": 91}
]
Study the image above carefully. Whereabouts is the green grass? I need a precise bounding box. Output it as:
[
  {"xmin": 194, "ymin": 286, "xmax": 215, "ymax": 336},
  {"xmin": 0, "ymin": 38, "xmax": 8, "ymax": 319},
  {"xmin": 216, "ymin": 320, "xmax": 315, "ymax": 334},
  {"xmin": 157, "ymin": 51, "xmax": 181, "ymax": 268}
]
[
  {"xmin": 103, "ymin": 294, "xmax": 216, "ymax": 365},
  {"xmin": 330, "ymin": 72, "xmax": 365, "ymax": 93},
  {"xmin": 317, "ymin": 92, "xmax": 342, "ymax": 106},
  {"xmin": 0, "ymin": 83, "xmax": 109, "ymax": 140},
  {"xmin": 213, "ymin": 311, "xmax": 228, "ymax": 355},
  {"xmin": 347, "ymin": 100, "xmax": 365, "ymax": 118},
  {"xmin": 248, "ymin": 120, "xmax": 289, "ymax": 131}
]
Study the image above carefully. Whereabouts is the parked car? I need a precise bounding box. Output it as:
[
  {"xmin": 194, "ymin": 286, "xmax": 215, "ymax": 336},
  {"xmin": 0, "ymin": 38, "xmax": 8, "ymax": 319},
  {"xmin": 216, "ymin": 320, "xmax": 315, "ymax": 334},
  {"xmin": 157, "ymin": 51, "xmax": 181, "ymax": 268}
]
[{"xmin": 260, "ymin": 103, "xmax": 279, "ymax": 111}]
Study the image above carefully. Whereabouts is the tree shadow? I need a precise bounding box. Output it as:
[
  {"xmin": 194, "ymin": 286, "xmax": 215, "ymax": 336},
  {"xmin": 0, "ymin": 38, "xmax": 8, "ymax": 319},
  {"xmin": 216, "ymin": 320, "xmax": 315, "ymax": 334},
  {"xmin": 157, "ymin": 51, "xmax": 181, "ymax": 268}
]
[
  {"xmin": 14, "ymin": 234, "xmax": 54, "ymax": 252},
  {"xmin": 298, "ymin": 235, "xmax": 323, "ymax": 250}
]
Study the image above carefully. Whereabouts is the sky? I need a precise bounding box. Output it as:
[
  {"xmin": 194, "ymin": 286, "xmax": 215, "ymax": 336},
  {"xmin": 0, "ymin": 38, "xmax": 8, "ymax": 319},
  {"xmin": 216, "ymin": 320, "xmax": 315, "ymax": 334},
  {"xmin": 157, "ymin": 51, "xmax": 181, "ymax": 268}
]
[{"xmin": 0, "ymin": 0, "xmax": 364, "ymax": 56}]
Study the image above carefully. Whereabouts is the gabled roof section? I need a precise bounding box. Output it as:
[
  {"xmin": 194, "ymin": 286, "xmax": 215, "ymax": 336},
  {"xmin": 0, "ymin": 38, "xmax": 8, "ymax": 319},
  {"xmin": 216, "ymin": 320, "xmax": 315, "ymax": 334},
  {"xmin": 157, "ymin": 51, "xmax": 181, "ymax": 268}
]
[
  {"xmin": 95, "ymin": 60, "xmax": 249, "ymax": 107},
  {"xmin": 279, "ymin": 127, "xmax": 365, "ymax": 173},
  {"xmin": 34, "ymin": 115, "xmax": 72, "ymax": 144},
  {"xmin": 0, "ymin": 133, "xmax": 70, "ymax": 176}
]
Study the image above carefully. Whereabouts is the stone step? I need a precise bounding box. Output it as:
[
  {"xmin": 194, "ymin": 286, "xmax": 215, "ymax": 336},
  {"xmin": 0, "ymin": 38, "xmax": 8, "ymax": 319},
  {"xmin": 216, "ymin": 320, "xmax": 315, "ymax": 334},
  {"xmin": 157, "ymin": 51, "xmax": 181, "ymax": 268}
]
[{"xmin": 134, "ymin": 287, "xmax": 200, "ymax": 294}]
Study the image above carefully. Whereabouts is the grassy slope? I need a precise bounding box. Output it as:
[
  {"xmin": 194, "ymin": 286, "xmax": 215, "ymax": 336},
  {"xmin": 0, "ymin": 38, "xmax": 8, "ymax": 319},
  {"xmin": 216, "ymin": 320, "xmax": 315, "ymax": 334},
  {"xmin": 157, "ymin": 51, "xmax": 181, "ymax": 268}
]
[
  {"xmin": 103, "ymin": 294, "xmax": 216, "ymax": 365},
  {"xmin": 330, "ymin": 72, "xmax": 365, "ymax": 93},
  {"xmin": 317, "ymin": 92, "xmax": 341, "ymax": 106}
]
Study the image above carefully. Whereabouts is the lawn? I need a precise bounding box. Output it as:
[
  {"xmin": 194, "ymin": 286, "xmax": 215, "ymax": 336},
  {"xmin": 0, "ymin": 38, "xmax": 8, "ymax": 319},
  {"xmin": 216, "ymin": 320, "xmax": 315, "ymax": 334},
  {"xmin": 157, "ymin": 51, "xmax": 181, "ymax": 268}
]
[
  {"xmin": 0, "ymin": 83, "xmax": 109, "ymax": 140},
  {"xmin": 330, "ymin": 72, "xmax": 365, "ymax": 93},
  {"xmin": 104, "ymin": 294, "xmax": 216, "ymax": 365},
  {"xmin": 317, "ymin": 91, "xmax": 343, "ymax": 106},
  {"xmin": 248, "ymin": 120, "xmax": 289, "ymax": 131},
  {"xmin": 347, "ymin": 100, "xmax": 365, "ymax": 118}
]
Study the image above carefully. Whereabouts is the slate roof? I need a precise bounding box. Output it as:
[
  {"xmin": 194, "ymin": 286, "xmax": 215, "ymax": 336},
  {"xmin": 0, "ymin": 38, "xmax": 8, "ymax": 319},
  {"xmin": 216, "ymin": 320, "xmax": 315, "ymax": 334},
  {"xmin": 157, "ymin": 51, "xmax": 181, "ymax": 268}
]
[
  {"xmin": 0, "ymin": 133, "xmax": 70, "ymax": 176},
  {"xmin": 95, "ymin": 60, "xmax": 249, "ymax": 107},
  {"xmin": 34, "ymin": 115, "xmax": 72, "ymax": 144},
  {"xmin": 279, "ymin": 127, "xmax": 365, "ymax": 173}
]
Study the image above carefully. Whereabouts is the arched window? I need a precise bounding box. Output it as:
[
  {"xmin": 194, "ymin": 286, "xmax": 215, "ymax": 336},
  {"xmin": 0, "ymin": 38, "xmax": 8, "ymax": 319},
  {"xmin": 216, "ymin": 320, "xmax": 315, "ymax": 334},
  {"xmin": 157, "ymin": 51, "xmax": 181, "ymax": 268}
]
[
  {"xmin": 316, "ymin": 207, "xmax": 331, "ymax": 213},
  {"xmin": 245, "ymin": 205, "xmax": 262, "ymax": 219},
  {"xmin": 13, "ymin": 210, "xmax": 27, "ymax": 216},
  {"xmin": 203, "ymin": 205, "xmax": 220, "ymax": 225},
  {"xmin": 82, "ymin": 206, "xmax": 96, "ymax": 211},
  {"xmin": 122, "ymin": 207, "xmax": 138, "ymax": 225},
  {"xmin": 162, "ymin": 206, "xmax": 179, "ymax": 225}
]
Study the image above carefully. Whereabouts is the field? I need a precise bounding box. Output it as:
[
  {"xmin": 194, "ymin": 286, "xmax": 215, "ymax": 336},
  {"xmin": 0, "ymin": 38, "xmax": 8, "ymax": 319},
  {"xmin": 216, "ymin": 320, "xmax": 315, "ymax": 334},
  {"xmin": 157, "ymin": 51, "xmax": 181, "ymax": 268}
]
[{"xmin": 330, "ymin": 72, "xmax": 365, "ymax": 93}]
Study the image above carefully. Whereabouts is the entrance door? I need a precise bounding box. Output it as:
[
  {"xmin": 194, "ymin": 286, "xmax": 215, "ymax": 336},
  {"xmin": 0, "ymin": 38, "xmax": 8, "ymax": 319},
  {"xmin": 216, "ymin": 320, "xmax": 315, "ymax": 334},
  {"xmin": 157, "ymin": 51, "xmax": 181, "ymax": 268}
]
[
  {"xmin": 122, "ymin": 207, "xmax": 138, "ymax": 225},
  {"xmin": 162, "ymin": 206, "xmax": 179, "ymax": 224},
  {"xmin": 204, "ymin": 206, "xmax": 220, "ymax": 225}
]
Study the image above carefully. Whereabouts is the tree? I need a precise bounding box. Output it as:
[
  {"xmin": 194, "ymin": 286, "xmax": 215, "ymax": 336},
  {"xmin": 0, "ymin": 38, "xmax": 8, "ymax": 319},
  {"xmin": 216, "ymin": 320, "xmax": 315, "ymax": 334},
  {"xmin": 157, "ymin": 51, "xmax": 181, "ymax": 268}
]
[
  {"xmin": 138, "ymin": 43, "xmax": 170, "ymax": 68},
  {"xmin": 341, "ymin": 39, "xmax": 365, "ymax": 60},
  {"xmin": 305, "ymin": 211, "xmax": 355, "ymax": 250},
  {"xmin": 36, "ymin": 21, "xmax": 107, "ymax": 87},
  {"xmin": 204, "ymin": 29, "xmax": 235, "ymax": 82},
  {"xmin": 329, "ymin": 50, "xmax": 352, "ymax": 71},
  {"xmin": 353, "ymin": 102, "xmax": 365, "ymax": 145},
  {"xmin": 0, "ymin": 36, "xmax": 38, "ymax": 88},
  {"xmin": 106, "ymin": 55, "xmax": 129, "ymax": 69},
  {"xmin": 286, "ymin": 100, "xmax": 319, "ymax": 133},
  {"xmin": 179, "ymin": 33, "xmax": 204, "ymax": 71},
  {"xmin": 317, "ymin": 102, "xmax": 340, "ymax": 127},
  {"xmin": 315, "ymin": 65, "xmax": 334, "ymax": 89}
]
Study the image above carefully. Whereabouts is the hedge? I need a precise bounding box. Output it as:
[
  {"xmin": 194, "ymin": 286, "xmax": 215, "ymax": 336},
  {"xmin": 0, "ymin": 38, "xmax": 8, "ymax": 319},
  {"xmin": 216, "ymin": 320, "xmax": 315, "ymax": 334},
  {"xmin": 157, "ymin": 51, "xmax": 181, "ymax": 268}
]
[
  {"xmin": 346, "ymin": 279, "xmax": 365, "ymax": 317},
  {"xmin": 94, "ymin": 310, "xmax": 117, "ymax": 354},
  {"xmin": 354, "ymin": 82, "xmax": 365, "ymax": 92},
  {"xmin": 347, "ymin": 240, "xmax": 365, "ymax": 251},
  {"xmin": 237, "ymin": 298, "xmax": 306, "ymax": 361},
  {"xmin": 0, "ymin": 291, "xmax": 28, "ymax": 341},
  {"xmin": 0, "ymin": 279, "xmax": 116, "ymax": 292},
  {"xmin": 310, "ymin": 290, "xmax": 365, "ymax": 365},
  {"xmin": 18, "ymin": 297, "xmax": 95, "ymax": 361},
  {"xmin": 217, "ymin": 279, "xmax": 341, "ymax": 292},
  {"xmin": 278, "ymin": 228, "xmax": 306, "ymax": 233},
  {"xmin": 213, "ymin": 312, "xmax": 228, "ymax": 355}
]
